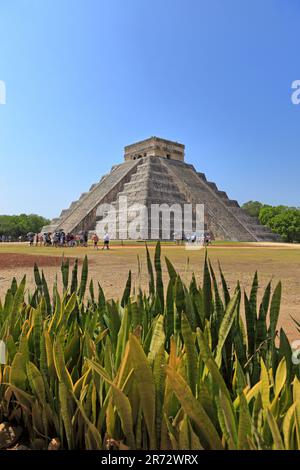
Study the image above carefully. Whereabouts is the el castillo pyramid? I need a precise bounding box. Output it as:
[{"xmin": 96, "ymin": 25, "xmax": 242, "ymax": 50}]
[{"xmin": 43, "ymin": 137, "xmax": 278, "ymax": 241}]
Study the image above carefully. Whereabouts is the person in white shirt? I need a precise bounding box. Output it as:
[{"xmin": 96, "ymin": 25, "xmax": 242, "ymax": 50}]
[
  {"xmin": 102, "ymin": 232, "xmax": 110, "ymax": 250},
  {"xmin": 190, "ymin": 232, "xmax": 197, "ymax": 243}
]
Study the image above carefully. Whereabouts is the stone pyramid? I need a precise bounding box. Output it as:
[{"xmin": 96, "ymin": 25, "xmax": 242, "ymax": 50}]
[{"xmin": 43, "ymin": 137, "xmax": 279, "ymax": 241}]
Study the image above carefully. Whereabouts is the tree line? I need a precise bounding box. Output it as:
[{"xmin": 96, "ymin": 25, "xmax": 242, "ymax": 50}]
[
  {"xmin": 0, "ymin": 206, "xmax": 299, "ymax": 243},
  {"xmin": 242, "ymin": 201, "xmax": 300, "ymax": 243},
  {"xmin": 0, "ymin": 214, "xmax": 50, "ymax": 239}
]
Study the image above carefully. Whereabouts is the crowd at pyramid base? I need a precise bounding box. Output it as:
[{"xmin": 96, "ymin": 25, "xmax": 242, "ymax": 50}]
[{"xmin": 42, "ymin": 137, "xmax": 279, "ymax": 242}]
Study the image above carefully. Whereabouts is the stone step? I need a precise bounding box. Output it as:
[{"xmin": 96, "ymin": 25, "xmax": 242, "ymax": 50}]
[
  {"xmin": 218, "ymin": 190, "xmax": 229, "ymax": 199},
  {"xmin": 197, "ymin": 172, "xmax": 207, "ymax": 182},
  {"xmin": 226, "ymin": 207, "xmax": 276, "ymax": 237},
  {"xmin": 224, "ymin": 199, "xmax": 240, "ymax": 208},
  {"xmin": 207, "ymin": 182, "xmax": 218, "ymax": 192}
]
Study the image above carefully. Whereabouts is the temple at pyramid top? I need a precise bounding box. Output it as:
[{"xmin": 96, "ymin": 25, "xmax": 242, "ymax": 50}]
[{"xmin": 124, "ymin": 136, "xmax": 185, "ymax": 162}]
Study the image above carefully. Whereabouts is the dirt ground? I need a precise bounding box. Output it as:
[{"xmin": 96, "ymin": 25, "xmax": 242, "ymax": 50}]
[
  {"xmin": 0, "ymin": 242, "xmax": 299, "ymax": 340},
  {"xmin": 0, "ymin": 253, "xmax": 80, "ymax": 269}
]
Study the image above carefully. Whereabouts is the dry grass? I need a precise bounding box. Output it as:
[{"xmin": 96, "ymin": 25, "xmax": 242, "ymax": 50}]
[{"xmin": 0, "ymin": 241, "xmax": 300, "ymax": 339}]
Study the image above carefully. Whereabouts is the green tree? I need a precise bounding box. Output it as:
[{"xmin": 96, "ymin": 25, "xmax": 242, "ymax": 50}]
[
  {"xmin": 242, "ymin": 200, "xmax": 263, "ymax": 218},
  {"xmin": 259, "ymin": 205, "xmax": 286, "ymax": 226},
  {"xmin": 242, "ymin": 202, "xmax": 300, "ymax": 242},
  {"xmin": 260, "ymin": 208, "xmax": 300, "ymax": 243},
  {"xmin": 0, "ymin": 214, "xmax": 50, "ymax": 239}
]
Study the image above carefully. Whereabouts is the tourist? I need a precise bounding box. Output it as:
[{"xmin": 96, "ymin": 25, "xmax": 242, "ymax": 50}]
[
  {"xmin": 53, "ymin": 232, "xmax": 59, "ymax": 247},
  {"xmin": 173, "ymin": 231, "xmax": 181, "ymax": 245},
  {"xmin": 102, "ymin": 232, "xmax": 110, "ymax": 250},
  {"xmin": 69, "ymin": 233, "xmax": 75, "ymax": 247},
  {"xmin": 92, "ymin": 233, "xmax": 99, "ymax": 250},
  {"xmin": 66, "ymin": 232, "xmax": 70, "ymax": 246},
  {"xmin": 190, "ymin": 232, "xmax": 197, "ymax": 243},
  {"xmin": 204, "ymin": 233, "xmax": 211, "ymax": 246},
  {"xmin": 28, "ymin": 233, "xmax": 34, "ymax": 246},
  {"xmin": 59, "ymin": 231, "xmax": 65, "ymax": 247},
  {"xmin": 44, "ymin": 233, "xmax": 50, "ymax": 246},
  {"xmin": 83, "ymin": 231, "xmax": 88, "ymax": 247}
]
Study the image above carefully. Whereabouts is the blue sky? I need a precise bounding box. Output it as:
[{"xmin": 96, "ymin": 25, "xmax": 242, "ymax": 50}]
[{"xmin": 0, "ymin": 0, "xmax": 299, "ymax": 218}]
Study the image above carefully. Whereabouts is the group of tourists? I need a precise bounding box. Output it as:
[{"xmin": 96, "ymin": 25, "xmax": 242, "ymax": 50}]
[
  {"xmin": 25, "ymin": 229, "xmax": 213, "ymax": 249},
  {"xmin": 91, "ymin": 232, "xmax": 110, "ymax": 250},
  {"xmin": 173, "ymin": 231, "xmax": 212, "ymax": 246},
  {"xmin": 0, "ymin": 235, "xmax": 12, "ymax": 242},
  {"xmin": 27, "ymin": 230, "xmax": 110, "ymax": 250}
]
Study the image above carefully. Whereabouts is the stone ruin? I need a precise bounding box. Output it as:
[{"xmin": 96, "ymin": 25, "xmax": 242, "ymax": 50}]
[{"xmin": 42, "ymin": 137, "xmax": 279, "ymax": 241}]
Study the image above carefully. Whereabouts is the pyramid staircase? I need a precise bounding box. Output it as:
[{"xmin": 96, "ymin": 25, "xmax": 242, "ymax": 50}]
[{"xmin": 105, "ymin": 157, "xmax": 190, "ymax": 238}]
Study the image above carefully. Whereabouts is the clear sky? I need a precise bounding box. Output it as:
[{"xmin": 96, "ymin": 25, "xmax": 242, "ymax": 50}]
[{"xmin": 0, "ymin": 0, "xmax": 299, "ymax": 218}]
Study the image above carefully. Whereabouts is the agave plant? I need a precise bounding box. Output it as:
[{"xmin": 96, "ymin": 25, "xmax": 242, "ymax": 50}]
[{"xmin": 0, "ymin": 242, "xmax": 299, "ymax": 450}]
